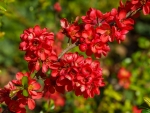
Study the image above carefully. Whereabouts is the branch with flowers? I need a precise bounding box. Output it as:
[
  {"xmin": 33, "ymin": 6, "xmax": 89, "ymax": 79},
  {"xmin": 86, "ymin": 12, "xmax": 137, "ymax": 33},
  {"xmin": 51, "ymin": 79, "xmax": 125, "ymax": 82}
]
[{"xmin": 0, "ymin": 0, "xmax": 150, "ymax": 112}]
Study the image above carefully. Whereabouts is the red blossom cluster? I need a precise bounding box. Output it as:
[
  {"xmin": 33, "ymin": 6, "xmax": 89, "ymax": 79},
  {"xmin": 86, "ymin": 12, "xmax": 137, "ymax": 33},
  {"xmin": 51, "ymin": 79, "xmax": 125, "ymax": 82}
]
[
  {"xmin": 60, "ymin": 0, "xmax": 150, "ymax": 58},
  {"xmin": 60, "ymin": 7, "xmax": 134, "ymax": 58},
  {"xmin": 0, "ymin": 72, "xmax": 42, "ymax": 113},
  {"xmin": 44, "ymin": 52, "xmax": 104, "ymax": 98},
  {"xmin": 19, "ymin": 25, "xmax": 58, "ymax": 73},
  {"xmin": 117, "ymin": 67, "xmax": 131, "ymax": 89},
  {"xmin": 0, "ymin": 0, "xmax": 150, "ymax": 112}
]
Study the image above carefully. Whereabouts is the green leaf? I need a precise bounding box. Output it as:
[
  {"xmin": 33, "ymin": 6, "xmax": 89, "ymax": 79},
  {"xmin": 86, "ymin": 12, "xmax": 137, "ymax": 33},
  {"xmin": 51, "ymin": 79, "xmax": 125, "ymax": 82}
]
[
  {"xmin": 142, "ymin": 109, "xmax": 150, "ymax": 113},
  {"xmin": 138, "ymin": 37, "xmax": 150, "ymax": 49},
  {"xmin": 22, "ymin": 89, "xmax": 28, "ymax": 97},
  {"xmin": 0, "ymin": 2, "xmax": 7, "ymax": 11},
  {"xmin": 43, "ymin": 99, "xmax": 55, "ymax": 112},
  {"xmin": 0, "ymin": 5, "xmax": 6, "ymax": 11},
  {"xmin": 22, "ymin": 76, "xmax": 28, "ymax": 88},
  {"xmin": 30, "ymin": 70, "xmax": 37, "ymax": 78},
  {"xmin": 144, "ymin": 97, "xmax": 150, "ymax": 107},
  {"xmin": 49, "ymin": 99, "xmax": 55, "ymax": 110}
]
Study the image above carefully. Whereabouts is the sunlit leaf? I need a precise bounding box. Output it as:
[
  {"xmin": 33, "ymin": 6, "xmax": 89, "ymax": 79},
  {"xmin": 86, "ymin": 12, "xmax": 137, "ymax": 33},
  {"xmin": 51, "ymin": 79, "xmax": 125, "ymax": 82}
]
[
  {"xmin": 23, "ymin": 89, "xmax": 29, "ymax": 97},
  {"xmin": 144, "ymin": 97, "xmax": 150, "ymax": 107},
  {"xmin": 0, "ymin": 5, "xmax": 6, "ymax": 11},
  {"xmin": 22, "ymin": 76, "xmax": 28, "ymax": 88}
]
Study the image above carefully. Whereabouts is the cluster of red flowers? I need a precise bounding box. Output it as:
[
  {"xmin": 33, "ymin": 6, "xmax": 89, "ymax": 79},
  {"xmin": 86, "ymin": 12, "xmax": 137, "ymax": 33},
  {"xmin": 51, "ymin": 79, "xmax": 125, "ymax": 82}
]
[
  {"xmin": 117, "ymin": 67, "xmax": 131, "ymax": 89},
  {"xmin": 44, "ymin": 52, "xmax": 104, "ymax": 98},
  {"xmin": 60, "ymin": 0, "xmax": 150, "ymax": 58},
  {"xmin": 0, "ymin": 0, "xmax": 150, "ymax": 112},
  {"xmin": 19, "ymin": 25, "xmax": 58, "ymax": 73},
  {"xmin": 0, "ymin": 72, "xmax": 42, "ymax": 113}
]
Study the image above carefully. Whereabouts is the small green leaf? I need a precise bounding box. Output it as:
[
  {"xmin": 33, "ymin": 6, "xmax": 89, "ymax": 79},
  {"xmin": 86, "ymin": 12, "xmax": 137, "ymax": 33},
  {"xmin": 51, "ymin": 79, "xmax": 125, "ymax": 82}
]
[
  {"xmin": 142, "ymin": 109, "xmax": 150, "ymax": 113},
  {"xmin": 0, "ymin": 5, "xmax": 6, "ymax": 11},
  {"xmin": 49, "ymin": 99, "xmax": 55, "ymax": 110},
  {"xmin": 22, "ymin": 76, "xmax": 28, "ymax": 88},
  {"xmin": 144, "ymin": 97, "xmax": 150, "ymax": 107},
  {"xmin": 138, "ymin": 37, "xmax": 150, "ymax": 49},
  {"xmin": 23, "ymin": 89, "xmax": 28, "ymax": 97},
  {"xmin": 0, "ymin": 2, "xmax": 7, "ymax": 11},
  {"xmin": 43, "ymin": 99, "xmax": 55, "ymax": 112}
]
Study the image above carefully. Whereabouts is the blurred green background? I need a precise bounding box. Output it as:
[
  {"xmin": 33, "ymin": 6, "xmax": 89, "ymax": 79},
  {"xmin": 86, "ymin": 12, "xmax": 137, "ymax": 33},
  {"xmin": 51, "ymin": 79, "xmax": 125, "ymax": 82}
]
[{"xmin": 0, "ymin": 0, "xmax": 150, "ymax": 113}]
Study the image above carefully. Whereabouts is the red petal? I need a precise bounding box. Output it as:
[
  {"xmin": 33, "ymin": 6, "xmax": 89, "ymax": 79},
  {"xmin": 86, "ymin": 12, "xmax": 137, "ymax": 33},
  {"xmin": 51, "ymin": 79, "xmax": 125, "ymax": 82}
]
[
  {"xmin": 28, "ymin": 98, "xmax": 35, "ymax": 110},
  {"xmin": 131, "ymin": 0, "xmax": 139, "ymax": 4},
  {"xmin": 19, "ymin": 41, "xmax": 28, "ymax": 50},
  {"xmin": 118, "ymin": 9, "xmax": 126, "ymax": 20},
  {"xmin": 51, "ymin": 70, "xmax": 58, "ymax": 77},
  {"xmin": 32, "ymin": 82, "xmax": 41, "ymax": 90},
  {"xmin": 65, "ymin": 83, "xmax": 73, "ymax": 92},
  {"xmin": 143, "ymin": 5, "xmax": 149, "ymax": 15},
  {"xmin": 79, "ymin": 44, "xmax": 87, "ymax": 52},
  {"xmin": 123, "ymin": 18, "xmax": 134, "ymax": 25},
  {"xmin": 80, "ymin": 85, "xmax": 86, "ymax": 92},
  {"xmin": 16, "ymin": 72, "xmax": 24, "ymax": 80},
  {"xmin": 89, "ymin": 9, "xmax": 97, "ymax": 19},
  {"xmin": 32, "ymin": 92, "xmax": 43, "ymax": 99},
  {"xmin": 55, "ymin": 86, "xmax": 65, "ymax": 93},
  {"xmin": 42, "ymin": 63, "xmax": 48, "ymax": 73},
  {"xmin": 49, "ymin": 86, "xmax": 55, "ymax": 94},
  {"xmin": 40, "ymin": 51, "xmax": 46, "ymax": 61},
  {"xmin": 96, "ymin": 27, "xmax": 106, "ymax": 34},
  {"xmin": 60, "ymin": 18, "xmax": 68, "ymax": 28},
  {"xmin": 35, "ymin": 61, "xmax": 40, "ymax": 71},
  {"xmin": 111, "ymin": 8, "xmax": 117, "ymax": 16},
  {"xmin": 101, "ymin": 35, "xmax": 109, "ymax": 43},
  {"xmin": 75, "ymin": 88, "xmax": 82, "ymax": 96},
  {"xmin": 82, "ymin": 31, "xmax": 89, "ymax": 38},
  {"xmin": 34, "ymin": 25, "xmax": 41, "ymax": 36}
]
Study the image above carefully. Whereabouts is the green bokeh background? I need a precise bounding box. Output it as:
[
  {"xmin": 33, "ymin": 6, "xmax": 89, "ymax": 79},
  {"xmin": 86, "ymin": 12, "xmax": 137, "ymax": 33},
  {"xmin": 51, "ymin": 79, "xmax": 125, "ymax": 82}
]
[{"xmin": 0, "ymin": 0, "xmax": 150, "ymax": 113}]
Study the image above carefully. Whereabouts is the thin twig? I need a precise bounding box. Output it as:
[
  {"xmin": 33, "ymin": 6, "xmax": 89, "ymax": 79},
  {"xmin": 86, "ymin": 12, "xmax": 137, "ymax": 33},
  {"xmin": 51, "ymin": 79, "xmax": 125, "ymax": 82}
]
[{"xmin": 58, "ymin": 41, "xmax": 80, "ymax": 59}]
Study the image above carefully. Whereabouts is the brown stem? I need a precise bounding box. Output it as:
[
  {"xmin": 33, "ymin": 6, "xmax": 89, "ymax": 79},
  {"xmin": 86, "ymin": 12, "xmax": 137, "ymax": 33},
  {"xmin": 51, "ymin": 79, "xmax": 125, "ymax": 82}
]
[
  {"xmin": 58, "ymin": 41, "xmax": 80, "ymax": 59},
  {"xmin": 126, "ymin": 8, "xmax": 141, "ymax": 18}
]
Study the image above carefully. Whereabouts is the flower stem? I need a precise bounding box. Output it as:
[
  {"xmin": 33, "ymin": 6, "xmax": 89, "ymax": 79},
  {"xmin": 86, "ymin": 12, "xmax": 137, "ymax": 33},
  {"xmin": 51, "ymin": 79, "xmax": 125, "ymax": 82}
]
[{"xmin": 58, "ymin": 41, "xmax": 80, "ymax": 59}]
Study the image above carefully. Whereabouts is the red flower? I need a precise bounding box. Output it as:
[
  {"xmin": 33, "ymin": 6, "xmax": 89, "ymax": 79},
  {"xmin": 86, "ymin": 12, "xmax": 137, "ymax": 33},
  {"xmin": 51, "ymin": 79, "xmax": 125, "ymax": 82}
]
[
  {"xmin": 131, "ymin": 0, "xmax": 150, "ymax": 15},
  {"xmin": 8, "ymin": 100, "xmax": 26, "ymax": 113},
  {"xmin": 96, "ymin": 23, "xmax": 116, "ymax": 42},
  {"xmin": 0, "ymin": 81, "xmax": 17, "ymax": 104},
  {"xmin": 0, "ymin": 82, "xmax": 27, "ymax": 113},
  {"xmin": 132, "ymin": 106, "xmax": 142, "ymax": 113},
  {"xmin": 19, "ymin": 25, "xmax": 58, "ymax": 73},
  {"xmin": 54, "ymin": 2, "xmax": 62, "ymax": 12},
  {"xmin": 60, "ymin": 18, "xmax": 80, "ymax": 43},
  {"xmin": 19, "ymin": 25, "xmax": 54, "ymax": 61},
  {"xmin": 79, "ymin": 24, "xmax": 110, "ymax": 58},
  {"xmin": 81, "ymin": 8, "xmax": 103, "ymax": 24},
  {"xmin": 117, "ymin": 67, "xmax": 131, "ymax": 89},
  {"xmin": 73, "ymin": 57, "xmax": 105, "ymax": 98},
  {"xmin": 48, "ymin": 52, "xmax": 104, "ymax": 98},
  {"xmin": 12, "ymin": 72, "xmax": 43, "ymax": 110},
  {"xmin": 115, "ymin": 9, "xmax": 134, "ymax": 30}
]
